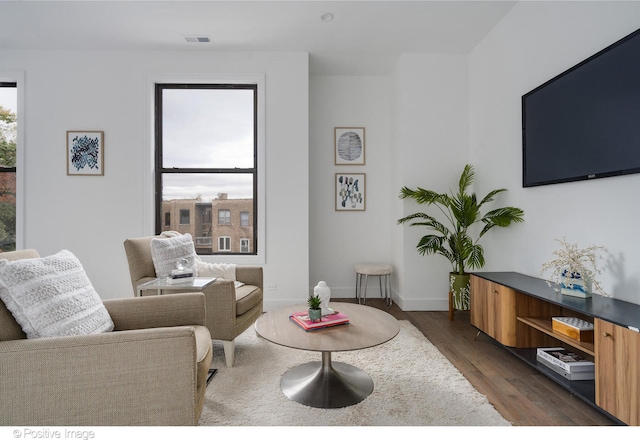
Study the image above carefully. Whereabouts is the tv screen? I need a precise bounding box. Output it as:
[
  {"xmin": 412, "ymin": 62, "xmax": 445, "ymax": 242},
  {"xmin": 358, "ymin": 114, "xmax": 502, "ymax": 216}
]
[{"xmin": 522, "ymin": 28, "xmax": 640, "ymax": 187}]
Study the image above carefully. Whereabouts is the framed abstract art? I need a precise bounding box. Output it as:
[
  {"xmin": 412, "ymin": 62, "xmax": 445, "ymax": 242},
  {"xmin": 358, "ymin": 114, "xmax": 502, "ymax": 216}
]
[
  {"xmin": 335, "ymin": 173, "xmax": 365, "ymax": 211},
  {"xmin": 334, "ymin": 127, "xmax": 365, "ymax": 165},
  {"xmin": 67, "ymin": 130, "xmax": 104, "ymax": 176}
]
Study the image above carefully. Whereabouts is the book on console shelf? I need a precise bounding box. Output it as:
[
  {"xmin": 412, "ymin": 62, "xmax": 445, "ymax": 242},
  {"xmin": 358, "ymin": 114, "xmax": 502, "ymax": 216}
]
[
  {"xmin": 536, "ymin": 347, "xmax": 595, "ymax": 373},
  {"xmin": 289, "ymin": 310, "xmax": 349, "ymax": 331},
  {"xmin": 536, "ymin": 354, "xmax": 595, "ymax": 380}
]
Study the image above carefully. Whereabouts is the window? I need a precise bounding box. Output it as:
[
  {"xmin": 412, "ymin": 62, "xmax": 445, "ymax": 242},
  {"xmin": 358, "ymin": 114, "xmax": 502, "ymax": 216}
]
[
  {"xmin": 155, "ymin": 83, "xmax": 257, "ymax": 256},
  {"xmin": 179, "ymin": 209, "xmax": 190, "ymax": 224},
  {"xmin": 202, "ymin": 208, "xmax": 211, "ymax": 224},
  {"xmin": 240, "ymin": 238, "xmax": 250, "ymax": 253},
  {"xmin": 164, "ymin": 212, "xmax": 171, "ymax": 227},
  {"xmin": 240, "ymin": 211, "xmax": 249, "ymax": 227},
  {"xmin": 218, "ymin": 209, "xmax": 231, "ymax": 225},
  {"xmin": 218, "ymin": 236, "xmax": 231, "ymax": 252},
  {"xmin": 0, "ymin": 82, "xmax": 17, "ymax": 252}
]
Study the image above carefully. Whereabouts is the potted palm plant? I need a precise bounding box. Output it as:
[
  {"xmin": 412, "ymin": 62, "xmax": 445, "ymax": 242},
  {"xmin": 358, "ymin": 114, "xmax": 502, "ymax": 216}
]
[{"xmin": 398, "ymin": 164, "xmax": 524, "ymax": 311}]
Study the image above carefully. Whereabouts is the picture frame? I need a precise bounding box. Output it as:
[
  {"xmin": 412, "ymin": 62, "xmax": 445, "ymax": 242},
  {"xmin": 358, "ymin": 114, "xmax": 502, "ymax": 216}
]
[
  {"xmin": 66, "ymin": 130, "xmax": 104, "ymax": 176},
  {"xmin": 334, "ymin": 127, "xmax": 365, "ymax": 165},
  {"xmin": 335, "ymin": 173, "xmax": 365, "ymax": 211}
]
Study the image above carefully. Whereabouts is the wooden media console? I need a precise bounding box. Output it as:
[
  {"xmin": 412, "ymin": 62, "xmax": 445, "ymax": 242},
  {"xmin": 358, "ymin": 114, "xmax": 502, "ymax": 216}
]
[{"xmin": 470, "ymin": 272, "xmax": 640, "ymax": 425}]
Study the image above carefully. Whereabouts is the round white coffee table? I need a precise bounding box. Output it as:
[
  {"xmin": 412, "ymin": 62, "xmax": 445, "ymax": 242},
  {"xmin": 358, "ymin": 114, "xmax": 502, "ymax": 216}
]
[{"xmin": 254, "ymin": 302, "xmax": 400, "ymax": 408}]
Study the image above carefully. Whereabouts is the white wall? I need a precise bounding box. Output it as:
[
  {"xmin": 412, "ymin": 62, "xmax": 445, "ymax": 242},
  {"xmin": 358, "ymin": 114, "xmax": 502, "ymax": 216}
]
[
  {"xmin": 469, "ymin": 1, "xmax": 640, "ymax": 304},
  {"xmin": 391, "ymin": 54, "xmax": 469, "ymax": 311},
  {"xmin": 308, "ymin": 75, "xmax": 392, "ymax": 298},
  {"xmin": 1, "ymin": 49, "xmax": 309, "ymax": 305},
  {"xmin": 308, "ymin": 57, "xmax": 468, "ymax": 310},
  {"xmin": 308, "ymin": 58, "xmax": 469, "ymax": 312}
]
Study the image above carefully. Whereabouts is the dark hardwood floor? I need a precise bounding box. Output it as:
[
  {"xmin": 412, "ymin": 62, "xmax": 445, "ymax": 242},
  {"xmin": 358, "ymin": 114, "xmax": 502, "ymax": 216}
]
[{"xmin": 333, "ymin": 298, "xmax": 618, "ymax": 426}]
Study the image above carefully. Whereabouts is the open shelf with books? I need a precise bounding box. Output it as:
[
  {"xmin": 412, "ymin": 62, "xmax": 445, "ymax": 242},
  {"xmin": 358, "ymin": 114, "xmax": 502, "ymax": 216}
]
[
  {"xmin": 505, "ymin": 346, "xmax": 597, "ymax": 404},
  {"xmin": 517, "ymin": 316, "xmax": 595, "ymax": 356}
]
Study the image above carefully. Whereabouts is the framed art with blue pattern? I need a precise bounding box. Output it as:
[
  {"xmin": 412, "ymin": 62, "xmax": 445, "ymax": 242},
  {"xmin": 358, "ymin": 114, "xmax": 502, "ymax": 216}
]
[
  {"xmin": 335, "ymin": 173, "xmax": 365, "ymax": 211},
  {"xmin": 67, "ymin": 130, "xmax": 104, "ymax": 176}
]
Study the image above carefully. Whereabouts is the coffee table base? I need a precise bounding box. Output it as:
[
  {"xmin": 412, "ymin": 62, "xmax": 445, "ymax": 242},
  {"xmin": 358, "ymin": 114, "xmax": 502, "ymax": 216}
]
[{"xmin": 280, "ymin": 351, "xmax": 374, "ymax": 408}]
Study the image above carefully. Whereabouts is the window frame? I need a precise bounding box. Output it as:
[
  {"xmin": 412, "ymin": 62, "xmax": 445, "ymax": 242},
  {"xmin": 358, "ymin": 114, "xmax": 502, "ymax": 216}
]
[
  {"xmin": 0, "ymin": 74, "xmax": 23, "ymax": 251},
  {"xmin": 218, "ymin": 209, "xmax": 231, "ymax": 226},
  {"xmin": 240, "ymin": 211, "xmax": 249, "ymax": 227},
  {"xmin": 149, "ymin": 77, "xmax": 265, "ymax": 264},
  {"xmin": 218, "ymin": 236, "xmax": 231, "ymax": 252},
  {"xmin": 179, "ymin": 208, "xmax": 190, "ymax": 225}
]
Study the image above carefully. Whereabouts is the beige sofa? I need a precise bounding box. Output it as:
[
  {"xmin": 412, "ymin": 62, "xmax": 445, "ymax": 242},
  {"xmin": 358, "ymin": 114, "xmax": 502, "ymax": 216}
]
[
  {"xmin": 0, "ymin": 249, "xmax": 212, "ymax": 426},
  {"xmin": 123, "ymin": 235, "xmax": 263, "ymax": 367}
]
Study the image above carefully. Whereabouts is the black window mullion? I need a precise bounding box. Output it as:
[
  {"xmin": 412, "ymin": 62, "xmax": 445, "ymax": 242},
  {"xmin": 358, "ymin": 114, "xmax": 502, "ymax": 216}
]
[
  {"xmin": 159, "ymin": 168, "xmax": 255, "ymax": 174},
  {"xmin": 154, "ymin": 84, "xmax": 164, "ymax": 234}
]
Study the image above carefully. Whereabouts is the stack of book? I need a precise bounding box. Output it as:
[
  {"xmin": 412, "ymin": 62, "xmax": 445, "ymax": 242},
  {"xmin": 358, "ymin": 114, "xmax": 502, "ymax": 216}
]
[
  {"xmin": 536, "ymin": 347, "xmax": 595, "ymax": 380},
  {"xmin": 289, "ymin": 310, "xmax": 349, "ymax": 331},
  {"xmin": 166, "ymin": 269, "xmax": 195, "ymax": 284}
]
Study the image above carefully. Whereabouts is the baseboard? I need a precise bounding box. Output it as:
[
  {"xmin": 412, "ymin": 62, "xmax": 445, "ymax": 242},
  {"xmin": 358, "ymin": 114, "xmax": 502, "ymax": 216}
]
[{"xmin": 264, "ymin": 288, "xmax": 449, "ymax": 312}]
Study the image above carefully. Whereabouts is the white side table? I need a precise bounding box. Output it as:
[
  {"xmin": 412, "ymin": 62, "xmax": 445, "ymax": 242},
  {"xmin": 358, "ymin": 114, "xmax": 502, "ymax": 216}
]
[{"xmin": 136, "ymin": 277, "xmax": 216, "ymax": 296}]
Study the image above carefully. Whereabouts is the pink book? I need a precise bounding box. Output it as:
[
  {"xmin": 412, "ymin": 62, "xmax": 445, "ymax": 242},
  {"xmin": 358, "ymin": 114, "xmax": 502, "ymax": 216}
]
[{"xmin": 289, "ymin": 310, "xmax": 349, "ymax": 331}]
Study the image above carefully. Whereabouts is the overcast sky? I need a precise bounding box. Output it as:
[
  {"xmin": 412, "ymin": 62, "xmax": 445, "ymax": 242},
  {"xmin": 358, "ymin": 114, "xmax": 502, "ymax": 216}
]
[
  {"xmin": 161, "ymin": 88, "xmax": 255, "ymax": 201},
  {"xmin": 0, "ymin": 88, "xmax": 17, "ymax": 113}
]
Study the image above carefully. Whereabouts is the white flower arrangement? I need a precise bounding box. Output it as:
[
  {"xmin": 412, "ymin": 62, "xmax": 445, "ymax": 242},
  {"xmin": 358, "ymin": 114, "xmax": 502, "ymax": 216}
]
[{"xmin": 540, "ymin": 237, "xmax": 609, "ymax": 297}]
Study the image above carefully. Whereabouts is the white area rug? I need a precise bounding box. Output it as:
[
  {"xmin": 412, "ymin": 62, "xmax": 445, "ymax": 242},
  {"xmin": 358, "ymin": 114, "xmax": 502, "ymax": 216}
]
[{"xmin": 199, "ymin": 320, "xmax": 510, "ymax": 426}]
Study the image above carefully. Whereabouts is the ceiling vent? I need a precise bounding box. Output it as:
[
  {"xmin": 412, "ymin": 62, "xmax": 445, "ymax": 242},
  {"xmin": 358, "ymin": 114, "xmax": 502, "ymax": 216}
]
[{"xmin": 184, "ymin": 36, "xmax": 211, "ymax": 43}]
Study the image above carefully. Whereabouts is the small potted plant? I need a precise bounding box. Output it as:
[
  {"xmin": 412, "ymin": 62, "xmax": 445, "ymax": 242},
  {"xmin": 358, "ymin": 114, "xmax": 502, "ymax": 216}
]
[{"xmin": 308, "ymin": 294, "xmax": 322, "ymax": 323}]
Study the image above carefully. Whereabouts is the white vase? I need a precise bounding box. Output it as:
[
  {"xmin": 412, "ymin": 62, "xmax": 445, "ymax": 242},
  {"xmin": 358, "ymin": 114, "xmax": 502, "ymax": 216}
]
[
  {"xmin": 314, "ymin": 281, "xmax": 331, "ymax": 316},
  {"xmin": 560, "ymin": 269, "xmax": 592, "ymax": 298}
]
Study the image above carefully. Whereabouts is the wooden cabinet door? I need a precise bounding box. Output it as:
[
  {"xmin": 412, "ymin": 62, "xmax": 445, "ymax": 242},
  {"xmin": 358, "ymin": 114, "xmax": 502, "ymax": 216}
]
[
  {"xmin": 492, "ymin": 283, "xmax": 517, "ymax": 346},
  {"xmin": 595, "ymin": 318, "xmax": 640, "ymax": 425},
  {"xmin": 470, "ymin": 276, "xmax": 517, "ymax": 346},
  {"xmin": 470, "ymin": 275, "xmax": 490, "ymax": 333}
]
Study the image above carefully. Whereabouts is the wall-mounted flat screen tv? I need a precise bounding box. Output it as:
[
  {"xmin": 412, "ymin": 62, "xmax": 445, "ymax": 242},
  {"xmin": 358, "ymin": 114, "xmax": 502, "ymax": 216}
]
[{"xmin": 522, "ymin": 28, "xmax": 640, "ymax": 188}]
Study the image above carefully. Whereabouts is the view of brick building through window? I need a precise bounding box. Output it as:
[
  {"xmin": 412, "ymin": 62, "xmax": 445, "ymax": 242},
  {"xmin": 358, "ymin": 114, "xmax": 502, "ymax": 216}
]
[
  {"xmin": 0, "ymin": 84, "xmax": 17, "ymax": 252},
  {"xmin": 161, "ymin": 193, "xmax": 253, "ymax": 255},
  {"xmin": 0, "ymin": 171, "xmax": 15, "ymax": 251}
]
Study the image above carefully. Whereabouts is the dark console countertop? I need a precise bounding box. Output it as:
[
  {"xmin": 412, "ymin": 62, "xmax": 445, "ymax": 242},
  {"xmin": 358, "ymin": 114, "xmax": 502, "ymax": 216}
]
[{"xmin": 472, "ymin": 271, "xmax": 640, "ymax": 331}]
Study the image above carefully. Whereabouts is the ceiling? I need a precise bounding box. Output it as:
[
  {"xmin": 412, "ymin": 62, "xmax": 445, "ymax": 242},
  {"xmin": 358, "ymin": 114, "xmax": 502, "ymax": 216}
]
[{"xmin": 0, "ymin": 0, "xmax": 517, "ymax": 75}]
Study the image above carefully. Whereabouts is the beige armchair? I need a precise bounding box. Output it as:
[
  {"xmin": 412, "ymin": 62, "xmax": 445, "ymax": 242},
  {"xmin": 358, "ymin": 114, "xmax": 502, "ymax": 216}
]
[
  {"xmin": 0, "ymin": 249, "xmax": 212, "ymax": 426},
  {"xmin": 123, "ymin": 235, "xmax": 263, "ymax": 368}
]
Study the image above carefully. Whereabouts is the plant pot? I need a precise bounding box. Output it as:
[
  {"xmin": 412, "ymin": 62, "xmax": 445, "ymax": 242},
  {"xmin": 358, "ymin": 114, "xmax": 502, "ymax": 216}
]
[
  {"xmin": 308, "ymin": 308, "xmax": 322, "ymax": 323},
  {"xmin": 560, "ymin": 270, "xmax": 592, "ymax": 298},
  {"xmin": 449, "ymin": 272, "xmax": 471, "ymax": 310}
]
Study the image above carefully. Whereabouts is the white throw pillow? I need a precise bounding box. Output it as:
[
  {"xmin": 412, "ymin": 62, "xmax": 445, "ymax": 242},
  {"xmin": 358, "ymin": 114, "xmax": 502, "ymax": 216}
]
[
  {"xmin": 150, "ymin": 233, "xmax": 197, "ymax": 278},
  {"xmin": 0, "ymin": 250, "xmax": 114, "ymax": 339}
]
